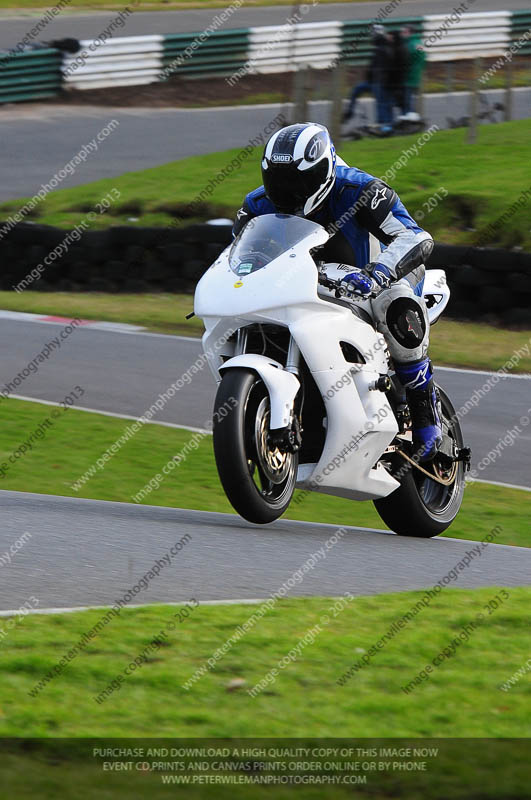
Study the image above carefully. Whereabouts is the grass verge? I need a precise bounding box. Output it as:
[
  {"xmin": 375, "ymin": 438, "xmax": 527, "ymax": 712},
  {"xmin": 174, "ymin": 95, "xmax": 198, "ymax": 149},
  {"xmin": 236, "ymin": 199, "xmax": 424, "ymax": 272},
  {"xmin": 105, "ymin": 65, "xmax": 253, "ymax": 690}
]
[
  {"xmin": 2, "ymin": 588, "xmax": 530, "ymax": 740},
  {"xmin": 0, "ymin": 397, "xmax": 529, "ymax": 546},
  {"xmin": 2, "ymin": 120, "xmax": 530, "ymax": 250},
  {"xmin": 0, "ymin": 291, "xmax": 200, "ymax": 337},
  {"xmin": 0, "ymin": 291, "xmax": 529, "ymax": 372}
]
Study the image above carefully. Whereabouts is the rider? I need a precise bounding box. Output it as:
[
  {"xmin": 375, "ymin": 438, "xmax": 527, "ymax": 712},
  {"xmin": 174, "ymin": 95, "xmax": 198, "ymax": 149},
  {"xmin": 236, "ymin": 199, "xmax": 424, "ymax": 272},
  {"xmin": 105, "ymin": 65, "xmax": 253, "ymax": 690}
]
[{"xmin": 232, "ymin": 122, "xmax": 441, "ymax": 462}]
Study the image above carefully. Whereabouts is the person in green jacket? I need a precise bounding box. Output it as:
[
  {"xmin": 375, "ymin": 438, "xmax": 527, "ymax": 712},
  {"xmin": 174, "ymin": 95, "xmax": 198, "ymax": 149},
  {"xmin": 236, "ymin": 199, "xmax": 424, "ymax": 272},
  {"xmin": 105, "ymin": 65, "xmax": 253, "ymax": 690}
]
[{"xmin": 401, "ymin": 26, "xmax": 426, "ymax": 117}]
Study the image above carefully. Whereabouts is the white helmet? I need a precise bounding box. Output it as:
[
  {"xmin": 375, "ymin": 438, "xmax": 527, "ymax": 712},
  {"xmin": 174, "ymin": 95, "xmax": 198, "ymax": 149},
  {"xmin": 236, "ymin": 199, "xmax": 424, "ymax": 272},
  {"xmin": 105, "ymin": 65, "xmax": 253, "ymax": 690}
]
[{"xmin": 261, "ymin": 123, "xmax": 337, "ymax": 217}]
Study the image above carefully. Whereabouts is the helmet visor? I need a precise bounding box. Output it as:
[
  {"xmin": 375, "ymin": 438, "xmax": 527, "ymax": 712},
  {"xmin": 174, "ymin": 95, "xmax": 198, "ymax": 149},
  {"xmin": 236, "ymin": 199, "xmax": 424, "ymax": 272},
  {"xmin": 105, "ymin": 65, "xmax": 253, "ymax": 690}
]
[{"xmin": 262, "ymin": 159, "xmax": 329, "ymax": 214}]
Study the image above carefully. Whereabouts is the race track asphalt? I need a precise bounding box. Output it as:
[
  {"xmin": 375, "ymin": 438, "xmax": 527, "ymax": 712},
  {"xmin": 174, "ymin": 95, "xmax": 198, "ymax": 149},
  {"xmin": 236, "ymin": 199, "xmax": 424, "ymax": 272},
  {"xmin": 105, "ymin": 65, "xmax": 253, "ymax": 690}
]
[
  {"xmin": 0, "ymin": 318, "xmax": 529, "ymax": 487},
  {"xmin": 2, "ymin": 0, "xmax": 531, "ymax": 48},
  {"xmin": 1, "ymin": 494, "xmax": 530, "ymax": 611}
]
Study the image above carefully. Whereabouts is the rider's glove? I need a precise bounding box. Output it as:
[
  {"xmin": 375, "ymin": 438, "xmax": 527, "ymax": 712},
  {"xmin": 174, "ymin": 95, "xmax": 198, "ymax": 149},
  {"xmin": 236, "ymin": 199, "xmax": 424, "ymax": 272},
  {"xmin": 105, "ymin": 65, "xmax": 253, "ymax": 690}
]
[
  {"xmin": 340, "ymin": 269, "xmax": 375, "ymax": 298},
  {"xmin": 340, "ymin": 263, "xmax": 393, "ymax": 298},
  {"xmin": 365, "ymin": 262, "xmax": 393, "ymax": 289}
]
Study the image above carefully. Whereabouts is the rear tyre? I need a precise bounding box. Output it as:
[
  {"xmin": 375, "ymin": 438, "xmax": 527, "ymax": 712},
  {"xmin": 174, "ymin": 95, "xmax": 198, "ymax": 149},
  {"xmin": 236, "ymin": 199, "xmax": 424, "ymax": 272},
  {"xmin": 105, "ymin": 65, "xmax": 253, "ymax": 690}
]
[
  {"xmin": 373, "ymin": 386, "xmax": 465, "ymax": 537},
  {"xmin": 213, "ymin": 369, "xmax": 298, "ymax": 524}
]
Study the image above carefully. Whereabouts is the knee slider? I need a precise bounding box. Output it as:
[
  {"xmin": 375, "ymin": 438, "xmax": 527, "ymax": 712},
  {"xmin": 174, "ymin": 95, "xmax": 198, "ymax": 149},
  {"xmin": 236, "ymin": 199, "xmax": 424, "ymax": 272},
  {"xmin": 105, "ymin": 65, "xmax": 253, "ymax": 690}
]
[{"xmin": 386, "ymin": 296, "xmax": 427, "ymax": 349}]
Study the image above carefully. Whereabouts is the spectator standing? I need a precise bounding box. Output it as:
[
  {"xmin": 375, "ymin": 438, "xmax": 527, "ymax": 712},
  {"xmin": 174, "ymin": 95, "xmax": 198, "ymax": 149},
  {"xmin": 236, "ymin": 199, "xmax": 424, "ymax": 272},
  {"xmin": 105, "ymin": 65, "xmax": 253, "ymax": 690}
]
[
  {"xmin": 371, "ymin": 25, "xmax": 395, "ymax": 132},
  {"xmin": 401, "ymin": 26, "xmax": 426, "ymax": 117},
  {"xmin": 390, "ymin": 29, "xmax": 409, "ymax": 116},
  {"xmin": 343, "ymin": 24, "xmax": 395, "ymax": 133}
]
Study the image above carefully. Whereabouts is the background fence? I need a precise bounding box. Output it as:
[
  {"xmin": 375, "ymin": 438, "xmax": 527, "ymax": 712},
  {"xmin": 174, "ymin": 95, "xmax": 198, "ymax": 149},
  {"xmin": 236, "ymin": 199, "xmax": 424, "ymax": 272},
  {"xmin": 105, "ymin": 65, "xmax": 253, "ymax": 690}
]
[
  {"xmin": 62, "ymin": 34, "xmax": 164, "ymax": 90},
  {"xmin": 421, "ymin": 11, "xmax": 512, "ymax": 62},
  {"xmin": 247, "ymin": 20, "xmax": 342, "ymax": 73},
  {"xmin": 0, "ymin": 8, "xmax": 528, "ymax": 100},
  {"xmin": 512, "ymin": 8, "xmax": 531, "ymax": 55},
  {"xmin": 163, "ymin": 28, "xmax": 249, "ymax": 77},
  {"xmin": 0, "ymin": 47, "xmax": 63, "ymax": 104}
]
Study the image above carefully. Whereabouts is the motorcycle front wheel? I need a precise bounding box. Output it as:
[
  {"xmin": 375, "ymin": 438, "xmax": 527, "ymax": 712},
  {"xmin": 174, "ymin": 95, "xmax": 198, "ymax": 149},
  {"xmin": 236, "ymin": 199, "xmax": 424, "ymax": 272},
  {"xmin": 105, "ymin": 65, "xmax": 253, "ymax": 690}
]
[
  {"xmin": 213, "ymin": 368, "xmax": 298, "ymax": 524},
  {"xmin": 373, "ymin": 385, "xmax": 466, "ymax": 537}
]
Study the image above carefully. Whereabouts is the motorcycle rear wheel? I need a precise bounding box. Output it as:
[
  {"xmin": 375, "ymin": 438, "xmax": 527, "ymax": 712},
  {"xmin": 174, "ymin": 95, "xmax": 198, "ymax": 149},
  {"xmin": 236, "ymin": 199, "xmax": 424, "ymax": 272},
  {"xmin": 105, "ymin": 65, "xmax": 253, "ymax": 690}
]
[
  {"xmin": 213, "ymin": 368, "xmax": 298, "ymax": 525},
  {"xmin": 373, "ymin": 386, "xmax": 466, "ymax": 537}
]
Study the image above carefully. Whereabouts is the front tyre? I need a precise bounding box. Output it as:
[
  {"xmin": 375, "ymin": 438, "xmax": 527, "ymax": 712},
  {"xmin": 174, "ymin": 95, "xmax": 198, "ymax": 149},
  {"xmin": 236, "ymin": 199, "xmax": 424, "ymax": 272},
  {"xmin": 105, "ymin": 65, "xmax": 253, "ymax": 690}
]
[
  {"xmin": 373, "ymin": 386, "xmax": 466, "ymax": 537},
  {"xmin": 213, "ymin": 369, "xmax": 298, "ymax": 524}
]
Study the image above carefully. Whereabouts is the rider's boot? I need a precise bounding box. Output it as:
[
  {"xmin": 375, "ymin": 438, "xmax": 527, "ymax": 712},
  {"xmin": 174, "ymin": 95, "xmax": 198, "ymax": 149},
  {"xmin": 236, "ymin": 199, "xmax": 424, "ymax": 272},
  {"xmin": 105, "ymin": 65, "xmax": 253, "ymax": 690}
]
[{"xmin": 395, "ymin": 357, "xmax": 442, "ymax": 462}]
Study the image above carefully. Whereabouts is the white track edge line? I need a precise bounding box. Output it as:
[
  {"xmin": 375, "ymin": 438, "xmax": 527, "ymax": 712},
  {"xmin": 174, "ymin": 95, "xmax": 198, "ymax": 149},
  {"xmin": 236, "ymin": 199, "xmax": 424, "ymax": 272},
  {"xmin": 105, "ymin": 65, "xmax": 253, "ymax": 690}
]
[
  {"xmin": 3, "ymin": 572, "xmax": 531, "ymax": 619},
  {"xmin": 0, "ymin": 311, "xmax": 199, "ymax": 342},
  {"xmin": 1, "ymin": 311, "xmax": 529, "ymax": 377},
  {"xmin": 9, "ymin": 394, "xmax": 209, "ymax": 434},
  {"xmin": 435, "ymin": 365, "xmax": 530, "ymax": 380},
  {"xmin": 7, "ymin": 395, "xmax": 531, "ymax": 491},
  {"xmin": 467, "ymin": 477, "xmax": 531, "ymax": 492},
  {"xmin": 0, "ymin": 599, "xmax": 265, "ymax": 617}
]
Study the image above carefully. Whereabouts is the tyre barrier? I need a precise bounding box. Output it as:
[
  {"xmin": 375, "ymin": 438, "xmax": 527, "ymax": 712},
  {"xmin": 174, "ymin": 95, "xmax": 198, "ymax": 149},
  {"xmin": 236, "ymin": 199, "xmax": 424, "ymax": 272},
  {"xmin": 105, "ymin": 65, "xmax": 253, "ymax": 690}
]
[{"xmin": 1, "ymin": 221, "xmax": 529, "ymax": 325}]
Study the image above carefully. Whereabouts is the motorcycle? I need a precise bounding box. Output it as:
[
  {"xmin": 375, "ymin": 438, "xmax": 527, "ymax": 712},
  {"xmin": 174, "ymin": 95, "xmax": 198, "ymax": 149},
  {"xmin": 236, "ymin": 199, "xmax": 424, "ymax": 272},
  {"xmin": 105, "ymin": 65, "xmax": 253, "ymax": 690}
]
[
  {"xmin": 342, "ymin": 105, "xmax": 427, "ymax": 140},
  {"xmin": 194, "ymin": 213, "xmax": 470, "ymax": 536}
]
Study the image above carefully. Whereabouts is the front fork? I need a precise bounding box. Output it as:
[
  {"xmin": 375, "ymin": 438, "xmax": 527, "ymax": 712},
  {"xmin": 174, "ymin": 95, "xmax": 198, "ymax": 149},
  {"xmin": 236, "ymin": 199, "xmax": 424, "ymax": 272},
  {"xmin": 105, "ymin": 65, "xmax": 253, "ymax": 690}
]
[
  {"xmin": 236, "ymin": 327, "xmax": 301, "ymax": 372},
  {"xmin": 285, "ymin": 337, "xmax": 301, "ymax": 376},
  {"xmin": 235, "ymin": 327, "xmax": 248, "ymax": 355},
  {"xmin": 272, "ymin": 335, "xmax": 302, "ymax": 452},
  {"xmin": 233, "ymin": 328, "xmax": 302, "ymax": 452}
]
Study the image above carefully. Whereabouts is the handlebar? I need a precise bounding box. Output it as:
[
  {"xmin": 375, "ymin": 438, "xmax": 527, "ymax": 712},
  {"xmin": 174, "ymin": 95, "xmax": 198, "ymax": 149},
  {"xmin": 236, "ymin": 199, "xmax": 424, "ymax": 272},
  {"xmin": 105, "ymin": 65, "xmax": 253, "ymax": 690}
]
[
  {"xmin": 317, "ymin": 273, "xmax": 342, "ymax": 291},
  {"xmin": 317, "ymin": 270, "xmax": 379, "ymax": 300},
  {"xmin": 317, "ymin": 272, "xmax": 350, "ymax": 300}
]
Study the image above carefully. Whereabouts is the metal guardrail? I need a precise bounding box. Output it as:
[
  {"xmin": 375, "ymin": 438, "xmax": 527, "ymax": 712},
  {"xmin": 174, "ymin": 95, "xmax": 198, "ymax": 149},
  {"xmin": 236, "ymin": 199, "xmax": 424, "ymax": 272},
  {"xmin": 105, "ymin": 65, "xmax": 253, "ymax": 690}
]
[
  {"xmin": 0, "ymin": 9, "xmax": 529, "ymax": 101},
  {"xmin": 248, "ymin": 20, "xmax": 342, "ymax": 73},
  {"xmin": 162, "ymin": 29, "xmax": 249, "ymax": 76},
  {"xmin": 422, "ymin": 11, "xmax": 512, "ymax": 62},
  {"xmin": 512, "ymin": 10, "xmax": 531, "ymax": 54},
  {"xmin": 62, "ymin": 35, "xmax": 164, "ymax": 90},
  {"xmin": 0, "ymin": 48, "xmax": 62, "ymax": 103}
]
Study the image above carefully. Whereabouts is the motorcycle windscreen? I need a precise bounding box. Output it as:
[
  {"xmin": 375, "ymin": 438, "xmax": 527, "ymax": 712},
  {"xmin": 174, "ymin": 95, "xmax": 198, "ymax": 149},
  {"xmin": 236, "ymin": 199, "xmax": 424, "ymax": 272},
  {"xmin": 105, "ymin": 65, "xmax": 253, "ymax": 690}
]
[{"xmin": 229, "ymin": 213, "xmax": 323, "ymax": 277}]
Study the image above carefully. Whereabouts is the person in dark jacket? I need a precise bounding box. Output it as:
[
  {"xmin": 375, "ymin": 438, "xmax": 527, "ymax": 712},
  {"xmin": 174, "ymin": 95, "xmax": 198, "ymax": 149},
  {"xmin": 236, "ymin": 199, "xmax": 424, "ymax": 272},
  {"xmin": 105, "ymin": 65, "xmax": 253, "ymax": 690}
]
[
  {"xmin": 343, "ymin": 24, "xmax": 395, "ymax": 133},
  {"xmin": 389, "ymin": 29, "xmax": 410, "ymax": 116}
]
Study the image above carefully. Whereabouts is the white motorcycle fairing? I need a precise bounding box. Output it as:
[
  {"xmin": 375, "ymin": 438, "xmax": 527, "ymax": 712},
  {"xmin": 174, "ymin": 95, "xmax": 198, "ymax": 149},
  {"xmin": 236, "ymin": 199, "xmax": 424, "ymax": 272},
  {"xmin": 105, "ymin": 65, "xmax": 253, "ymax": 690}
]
[
  {"xmin": 195, "ymin": 214, "xmax": 403, "ymax": 501},
  {"xmin": 219, "ymin": 354, "xmax": 300, "ymax": 429}
]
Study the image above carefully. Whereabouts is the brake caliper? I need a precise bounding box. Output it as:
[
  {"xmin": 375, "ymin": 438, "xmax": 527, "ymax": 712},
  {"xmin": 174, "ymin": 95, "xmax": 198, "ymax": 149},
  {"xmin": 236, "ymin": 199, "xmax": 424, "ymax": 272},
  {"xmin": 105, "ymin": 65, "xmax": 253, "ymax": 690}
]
[{"xmin": 268, "ymin": 418, "xmax": 302, "ymax": 453}]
